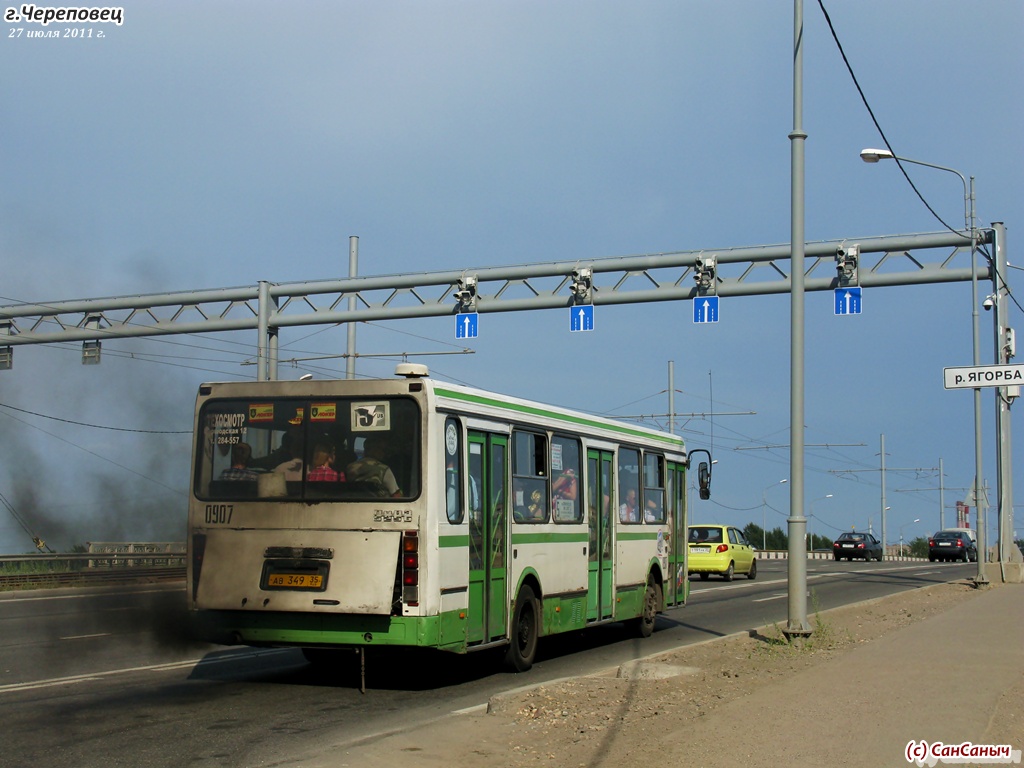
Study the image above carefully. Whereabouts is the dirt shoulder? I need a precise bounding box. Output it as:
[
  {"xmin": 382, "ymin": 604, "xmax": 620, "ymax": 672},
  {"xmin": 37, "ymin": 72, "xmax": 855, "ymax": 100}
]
[{"xmin": 326, "ymin": 581, "xmax": 1017, "ymax": 768}]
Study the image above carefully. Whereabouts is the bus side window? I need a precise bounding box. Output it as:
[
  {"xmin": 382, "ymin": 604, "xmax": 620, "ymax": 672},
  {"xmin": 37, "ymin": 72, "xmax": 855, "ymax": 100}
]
[
  {"xmin": 617, "ymin": 448, "xmax": 640, "ymax": 524},
  {"xmin": 643, "ymin": 453, "xmax": 665, "ymax": 523},
  {"xmin": 444, "ymin": 418, "xmax": 463, "ymax": 524},
  {"xmin": 550, "ymin": 436, "xmax": 581, "ymax": 523},
  {"xmin": 512, "ymin": 431, "xmax": 548, "ymax": 523}
]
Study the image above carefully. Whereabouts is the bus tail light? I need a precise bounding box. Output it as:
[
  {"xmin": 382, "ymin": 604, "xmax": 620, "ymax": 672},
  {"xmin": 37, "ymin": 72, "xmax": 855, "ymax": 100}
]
[{"xmin": 402, "ymin": 531, "xmax": 419, "ymax": 606}]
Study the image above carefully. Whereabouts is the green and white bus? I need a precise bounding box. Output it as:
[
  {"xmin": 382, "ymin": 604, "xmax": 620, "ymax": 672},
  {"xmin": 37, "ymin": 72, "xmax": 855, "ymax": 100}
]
[{"xmin": 187, "ymin": 364, "xmax": 711, "ymax": 672}]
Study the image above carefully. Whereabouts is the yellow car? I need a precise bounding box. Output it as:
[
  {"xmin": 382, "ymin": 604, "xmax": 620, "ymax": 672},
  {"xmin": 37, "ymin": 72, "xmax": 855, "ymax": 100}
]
[{"xmin": 687, "ymin": 524, "xmax": 757, "ymax": 581}]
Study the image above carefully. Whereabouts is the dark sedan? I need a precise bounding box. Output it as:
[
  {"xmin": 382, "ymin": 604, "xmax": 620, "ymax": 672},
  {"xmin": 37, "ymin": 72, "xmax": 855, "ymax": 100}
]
[
  {"xmin": 832, "ymin": 531, "xmax": 884, "ymax": 561},
  {"xmin": 928, "ymin": 531, "xmax": 977, "ymax": 562}
]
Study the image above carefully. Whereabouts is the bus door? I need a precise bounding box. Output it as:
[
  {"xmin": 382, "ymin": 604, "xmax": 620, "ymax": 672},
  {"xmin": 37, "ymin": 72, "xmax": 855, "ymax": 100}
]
[
  {"xmin": 467, "ymin": 432, "xmax": 508, "ymax": 644},
  {"xmin": 586, "ymin": 449, "xmax": 615, "ymax": 622},
  {"xmin": 666, "ymin": 462, "xmax": 689, "ymax": 606}
]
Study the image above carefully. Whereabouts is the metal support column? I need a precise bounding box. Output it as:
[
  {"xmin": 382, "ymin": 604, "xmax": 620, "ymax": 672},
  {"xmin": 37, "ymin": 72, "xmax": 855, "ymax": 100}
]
[
  {"xmin": 785, "ymin": 0, "xmax": 810, "ymax": 641},
  {"xmin": 881, "ymin": 434, "xmax": 887, "ymax": 559},
  {"xmin": 346, "ymin": 235, "xmax": 358, "ymax": 380},
  {"xmin": 991, "ymin": 223, "xmax": 1019, "ymax": 570},
  {"xmin": 257, "ymin": 280, "xmax": 279, "ymax": 381},
  {"xmin": 257, "ymin": 280, "xmax": 270, "ymax": 382}
]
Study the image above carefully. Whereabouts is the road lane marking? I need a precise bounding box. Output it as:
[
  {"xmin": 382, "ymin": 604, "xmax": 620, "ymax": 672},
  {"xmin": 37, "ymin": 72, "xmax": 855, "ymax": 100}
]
[
  {"xmin": 0, "ymin": 648, "xmax": 292, "ymax": 695},
  {"xmin": 60, "ymin": 633, "xmax": 111, "ymax": 640},
  {"xmin": 689, "ymin": 577, "xmax": 788, "ymax": 595},
  {"xmin": 752, "ymin": 593, "xmax": 787, "ymax": 603},
  {"xmin": 687, "ymin": 563, "xmax": 957, "ymax": 599},
  {"xmin": 0, "ymin": 586, "xmax": 184, "ymax": 604}
]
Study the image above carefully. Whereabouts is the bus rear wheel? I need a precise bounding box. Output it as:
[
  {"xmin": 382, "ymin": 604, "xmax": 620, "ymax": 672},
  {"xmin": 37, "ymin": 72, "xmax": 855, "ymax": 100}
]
[
  {"xmin": 504, "ymin": 584, "xmax": 539, "ymax": 672},
  {"xmin": 634, "ymin": 581, "xmax": 660, "ymax": 638}
]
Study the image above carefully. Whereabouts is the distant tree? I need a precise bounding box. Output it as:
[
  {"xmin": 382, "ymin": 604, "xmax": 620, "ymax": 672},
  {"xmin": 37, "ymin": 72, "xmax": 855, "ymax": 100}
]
[
  {"xmin": 744, "ymin": 523, "xmax": 801, "ymax": 550},
  {"xmin": 909, "ymin": 536, "xmax": 929, "ymax": 559},
  {"xmin": 743, "ymin": 523, "xmax": 763, "ymax": 547},
  {"xmin": 765, "ymin": 526, "xmax": 787, "ymax": 550}
]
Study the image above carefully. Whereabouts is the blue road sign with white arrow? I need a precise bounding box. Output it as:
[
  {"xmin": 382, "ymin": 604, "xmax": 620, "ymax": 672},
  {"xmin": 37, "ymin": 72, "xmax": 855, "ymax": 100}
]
[
  {"xmin": 834, "ymin": 287, "xmax": 862, "ymax": 315},
  {"xmin": 693, "ymin": 296, "xmax": 719, "ymax": 324},
  {"xmin": 570, "ymin": 305, "xmax": 594, "ymax": 332},
  {"xmin": 456, "ymin": 312, "xmax": 479, "ymax": 339}
]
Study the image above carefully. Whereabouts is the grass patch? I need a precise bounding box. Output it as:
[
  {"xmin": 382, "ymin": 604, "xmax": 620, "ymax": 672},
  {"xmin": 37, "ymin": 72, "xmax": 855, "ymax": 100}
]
[{"xmin": 754, "ymin": 590, "xmax": 853, "ymax": 657}]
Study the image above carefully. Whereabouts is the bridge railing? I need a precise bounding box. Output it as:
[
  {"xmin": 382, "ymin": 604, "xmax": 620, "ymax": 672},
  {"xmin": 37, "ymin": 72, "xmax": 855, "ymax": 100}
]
[
  {"xmin": 0, "ymin": 543, "xmax": 186, "ymax": 588},
  {"xmin": 755, "ymin": 549, "xmax": 925, "ymax": 561}
]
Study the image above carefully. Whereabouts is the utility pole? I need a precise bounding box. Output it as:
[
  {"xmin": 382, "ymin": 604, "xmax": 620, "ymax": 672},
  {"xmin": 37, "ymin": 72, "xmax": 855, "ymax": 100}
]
[
  {"xmin": 829, "ymin": 438, "xmax": 941, "ymax": 555},
  {"xmin": 881, "ymin": 434, "xmax": 887, "ymax": 560},
  {"xmin": 991, "ymin": 223, "xmax": 1021, "ymax": 577},
  {"xmin": 785, "ymin": 0, "xmax": 810, "ymax": 642}
]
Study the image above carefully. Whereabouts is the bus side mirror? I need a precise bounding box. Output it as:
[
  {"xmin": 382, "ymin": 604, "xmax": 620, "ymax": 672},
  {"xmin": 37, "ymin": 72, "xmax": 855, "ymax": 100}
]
[{"xmin": 687, "ymin": 448, "xmax": 712, "ymax": 500}]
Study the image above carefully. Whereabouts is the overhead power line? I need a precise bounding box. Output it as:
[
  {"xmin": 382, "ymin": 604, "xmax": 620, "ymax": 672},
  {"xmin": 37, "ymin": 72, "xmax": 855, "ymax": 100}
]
[{"xmin": 0, "ymin": 402, "xmax": 190, "ymax": 434}]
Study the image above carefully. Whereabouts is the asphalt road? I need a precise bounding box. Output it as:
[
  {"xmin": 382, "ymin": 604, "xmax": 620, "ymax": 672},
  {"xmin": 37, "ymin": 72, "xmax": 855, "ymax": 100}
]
[{"xmin": 0, "ymin": 560, "xmax": 974, "ymax": 768}]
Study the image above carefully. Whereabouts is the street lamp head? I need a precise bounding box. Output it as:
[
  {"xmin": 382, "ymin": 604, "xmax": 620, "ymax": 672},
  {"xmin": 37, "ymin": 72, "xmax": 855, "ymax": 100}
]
[
  {"xmin": 860, "ymin": 148, "xmax": 895, "ymax": 163},
  {"xmin": 780, "ymin": 479, "xmax": 789, "ymax": 485}
]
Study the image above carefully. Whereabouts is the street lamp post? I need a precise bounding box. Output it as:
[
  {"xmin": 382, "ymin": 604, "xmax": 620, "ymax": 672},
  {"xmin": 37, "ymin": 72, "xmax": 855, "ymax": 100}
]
[
  {"xmin": 762, "ymin": 479, "xmax": 788, "ymax": 551},
  {"xmin": 808, "ymin": 494, "xmax": 833, "ymax": 553},
  {"xmin": 860, "ymin": 148, "xmax": 986, "ymax": 583},
  {"xmin": 899, "ymin": 518, "xmax": 921, "ymax": 558}
]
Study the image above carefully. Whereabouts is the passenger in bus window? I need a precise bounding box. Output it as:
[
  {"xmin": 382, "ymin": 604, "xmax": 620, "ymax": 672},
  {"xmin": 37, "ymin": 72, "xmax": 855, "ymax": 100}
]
[
  {"xmin": 512, "ymin": 480, "xmax": 545, "ymax": 522},
  {"xmin": 619, "ymin": 487, "xmax": 640, "ymax": 523},
  {"xmin": 552, "ymin": 466, "xmax": 577, "ymax": 520},
  {"xmin": 272, "ymin": 436, "xmax": 304, "ymax": 481},
  {"xmin": 346, "ymin": 436, "xmax": 402, "ymax": 497},
  {"xmin": 527, "ymin": 488, "xmax": 545, "ymax": 520},
  {"xmin": 644, "ymin": 495, "xmax": 663, "ymax": 523},
  {"xmin": 220, "ymin": 443, "xmax": 259, "ymax": 481},
  {"xmin": 252, "ymin": 425, "xmax": 301, "ymax": 470},
  {"xmin": 307, "ymin": 442, "xmax": 341, "ymax": 482}
]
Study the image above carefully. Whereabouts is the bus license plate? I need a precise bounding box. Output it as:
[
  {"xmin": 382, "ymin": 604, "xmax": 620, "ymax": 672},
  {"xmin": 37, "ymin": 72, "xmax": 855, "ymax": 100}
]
[{"xmin": 267, "ymin": 573, "xmax": 323, "ymax": 589}]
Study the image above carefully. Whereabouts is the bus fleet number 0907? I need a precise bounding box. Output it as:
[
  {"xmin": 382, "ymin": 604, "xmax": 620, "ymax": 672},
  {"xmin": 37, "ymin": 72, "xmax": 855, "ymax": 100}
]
[{"xmin": 205, "ymin": 504, "xmax": 234, "ymax": 525}]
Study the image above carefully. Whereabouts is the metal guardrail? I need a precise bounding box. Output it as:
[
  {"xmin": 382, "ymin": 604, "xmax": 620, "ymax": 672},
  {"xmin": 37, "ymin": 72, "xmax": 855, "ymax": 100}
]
[
  {"xmin": 0, "ymin": 546, "xmax": 186, "ymax": 590},
  {"xmin": 0, "ymin": 566, "xmax": 185, "ymax": 590},
  {"xmin": 755, "ymin": 550, "xmax": 926, "ymax": 561},
  {"xmin": 0, "ymin": 552, "xmax": 186, "ymax": 565}
]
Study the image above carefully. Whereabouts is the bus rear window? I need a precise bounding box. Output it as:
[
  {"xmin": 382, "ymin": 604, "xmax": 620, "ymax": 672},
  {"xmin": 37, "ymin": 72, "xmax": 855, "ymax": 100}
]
[{"xmin": 194, "ymin": 397, "xmax": 420, "ymax": 502}]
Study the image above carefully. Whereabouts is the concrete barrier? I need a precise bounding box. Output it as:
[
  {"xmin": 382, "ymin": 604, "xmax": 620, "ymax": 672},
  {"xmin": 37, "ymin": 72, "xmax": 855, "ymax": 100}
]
[{"xmin": 755, "ymin": 550, "xmax": 926, "ymax": 562}]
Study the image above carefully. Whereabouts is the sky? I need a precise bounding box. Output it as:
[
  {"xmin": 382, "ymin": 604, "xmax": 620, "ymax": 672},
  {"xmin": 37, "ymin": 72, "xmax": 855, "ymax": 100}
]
[{"xmin": 1, "ymin": 1, "xmax": 1021, "ymax": 554}]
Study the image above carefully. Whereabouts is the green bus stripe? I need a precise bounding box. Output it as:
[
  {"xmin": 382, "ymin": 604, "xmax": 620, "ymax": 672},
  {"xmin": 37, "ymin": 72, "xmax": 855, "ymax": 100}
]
[
  {"xmin": 445, "ymin": 531, "xmax": 658, "ymax": 545},
  {"xmin": 511, "ymin": 531, "xmax": 589, "ymax": 545},
  {"xmin": 435, "ymin": 387, "xmax": 685, "ymax": 449}
]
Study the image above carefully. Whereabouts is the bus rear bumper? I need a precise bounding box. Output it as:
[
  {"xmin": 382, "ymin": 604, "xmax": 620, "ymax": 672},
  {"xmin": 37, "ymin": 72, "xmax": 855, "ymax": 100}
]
[{"xmin": 190, "ymin": 608, "xmax": 468, "ymax": 652}]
